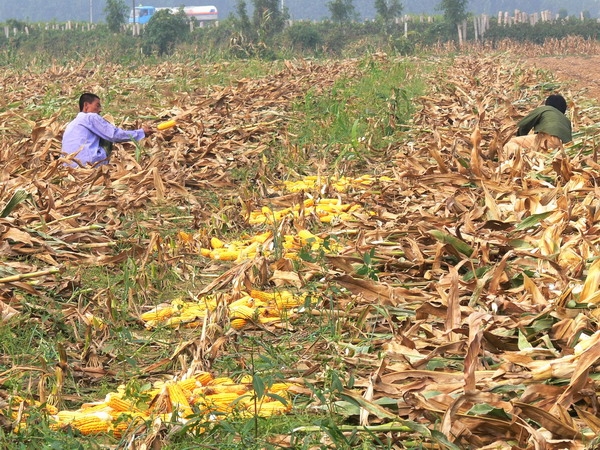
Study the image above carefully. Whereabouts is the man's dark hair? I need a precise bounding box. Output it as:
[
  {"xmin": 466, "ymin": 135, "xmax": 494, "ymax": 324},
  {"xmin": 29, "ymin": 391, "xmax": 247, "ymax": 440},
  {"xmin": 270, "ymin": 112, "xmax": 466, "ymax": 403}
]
[
  {"xmin": 79, "ymin": 93, "xmax": 100, "ymax": 112},
  {"xmin": 545, "ymin": 94, "xmax": 567, "ymax": 114}
]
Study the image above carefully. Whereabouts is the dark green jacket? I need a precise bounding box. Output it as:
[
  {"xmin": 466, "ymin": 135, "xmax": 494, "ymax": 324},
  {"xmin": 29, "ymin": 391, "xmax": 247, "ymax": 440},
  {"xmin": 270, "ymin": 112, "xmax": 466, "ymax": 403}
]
[{"xmin": 516, "ymin": 105, "xmax": 572, "ymax": 143}]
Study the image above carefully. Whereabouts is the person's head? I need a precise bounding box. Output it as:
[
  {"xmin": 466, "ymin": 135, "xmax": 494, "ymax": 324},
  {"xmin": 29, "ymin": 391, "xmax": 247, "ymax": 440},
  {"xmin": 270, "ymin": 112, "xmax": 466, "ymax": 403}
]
[
  {"xmin": 545, "ymin": 94, "xmax": 567, "ymax": 114},
  {"xmin": 79, "ymin": 93, "xmax": 101, "ymax": 113}
]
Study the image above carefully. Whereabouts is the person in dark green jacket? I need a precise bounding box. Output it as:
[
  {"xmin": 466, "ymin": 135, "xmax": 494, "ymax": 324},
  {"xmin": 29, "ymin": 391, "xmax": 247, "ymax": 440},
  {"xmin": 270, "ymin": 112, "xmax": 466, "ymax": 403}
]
[{"xmin": 503, "ymin": 94, "xmax": 572, "ymax": 154}]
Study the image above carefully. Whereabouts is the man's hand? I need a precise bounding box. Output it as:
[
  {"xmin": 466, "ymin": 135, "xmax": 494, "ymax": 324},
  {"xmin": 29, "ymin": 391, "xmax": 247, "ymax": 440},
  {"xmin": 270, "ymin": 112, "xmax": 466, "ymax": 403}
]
[{"xmin": 143, "ymin": 125, "xmax": 155, "ymax": 136}]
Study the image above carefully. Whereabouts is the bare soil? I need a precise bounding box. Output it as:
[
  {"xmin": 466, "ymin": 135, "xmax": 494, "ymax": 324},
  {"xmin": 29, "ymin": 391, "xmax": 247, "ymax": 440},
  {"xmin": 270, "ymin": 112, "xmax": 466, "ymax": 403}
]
[{"xmin": 525, "ymin": 55, "xmax": 600, "ymax": 102}]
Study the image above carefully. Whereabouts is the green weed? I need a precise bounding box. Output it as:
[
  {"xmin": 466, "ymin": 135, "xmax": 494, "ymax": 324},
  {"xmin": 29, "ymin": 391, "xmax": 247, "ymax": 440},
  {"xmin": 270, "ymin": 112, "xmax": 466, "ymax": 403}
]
[{"xmin": 282, "ymin": 55, "xmax": 427, "ymax": 175}]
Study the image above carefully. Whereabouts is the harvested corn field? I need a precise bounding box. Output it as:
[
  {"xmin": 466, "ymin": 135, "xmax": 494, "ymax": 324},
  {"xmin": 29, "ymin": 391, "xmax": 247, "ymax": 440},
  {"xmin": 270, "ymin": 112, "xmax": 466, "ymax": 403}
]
[{"xmin": 3, "ymin": 42, "xmax": 600, "ymax": 449}]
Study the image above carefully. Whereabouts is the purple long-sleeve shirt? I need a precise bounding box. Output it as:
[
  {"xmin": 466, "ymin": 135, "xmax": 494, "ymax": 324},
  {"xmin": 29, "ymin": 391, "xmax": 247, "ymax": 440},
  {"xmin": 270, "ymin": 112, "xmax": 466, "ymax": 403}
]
[{"xmin": 61, "ymin": 112, "xmax": 146, "ymax": 167}]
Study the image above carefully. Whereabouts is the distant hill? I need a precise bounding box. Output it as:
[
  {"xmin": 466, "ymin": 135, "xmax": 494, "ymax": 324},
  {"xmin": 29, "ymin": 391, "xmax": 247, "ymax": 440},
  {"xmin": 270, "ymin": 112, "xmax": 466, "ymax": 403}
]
[{"xmin": 1, "ymin": 0, "xmax": 598, "ymax": 24}]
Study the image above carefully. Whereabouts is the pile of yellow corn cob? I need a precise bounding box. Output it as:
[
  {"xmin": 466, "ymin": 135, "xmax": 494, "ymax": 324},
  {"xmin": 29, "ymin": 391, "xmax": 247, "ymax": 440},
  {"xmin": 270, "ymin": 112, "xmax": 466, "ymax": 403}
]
[
  {"xmin": 282, "ymin": 174, "xmax": 394, "ymax": 193},
  {"xmin": 200, "ymin": 232, "xmax": 273, "ymax": 261},
  {"xmin": 140, "ymin": 289, "xmax": 310, "ymax": 330},
  {"xmin": 47, "ymin": 372, "xmax": 293, "ymax": 436},
  {"xmin": 5, "ymin": 396, "xmax": 59, "ymax": 433},
  {"xmin": 248, "ymin": 197, "xmax": 363, "ymax": 225},
  {"xmin": 178, "ymin": 228, "xmax": 339, "ymax": 263}
]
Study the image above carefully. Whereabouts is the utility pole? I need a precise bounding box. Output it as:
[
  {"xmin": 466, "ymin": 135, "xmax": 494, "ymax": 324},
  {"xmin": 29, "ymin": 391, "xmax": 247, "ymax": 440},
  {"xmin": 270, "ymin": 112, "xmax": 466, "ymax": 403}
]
[
  {"xmin": 89, "ymin": 0, "xmax": 93, "ymax": 22},
  {"xmin": 132, "ymin": 0, "xmax": 138, "ymax": 35}
]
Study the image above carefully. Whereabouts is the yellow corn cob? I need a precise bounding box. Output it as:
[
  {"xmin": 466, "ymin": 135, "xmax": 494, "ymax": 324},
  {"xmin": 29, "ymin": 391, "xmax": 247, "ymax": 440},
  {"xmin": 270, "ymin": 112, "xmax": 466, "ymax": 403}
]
[
  {"xmin": 178, "ymin": 378, "xmax": 200, "ymax": 392},
  {"xmin": 267, "ymin": 383, "xmax": 292, "ymax": 393},
  {"xmin": 274, "ymin": 292, "xmax": 304, "ymax": 309},
  {"xmin": 110, "ymin": 412, "xmax": 147, "ymax": 438},
  {"xmin": 249, "ymin": 289, "xmax": 274, "ymax": 302},
  {"xmin": 317, "ymin": 198, "xmax": 341, "ymax": 205},
  {"xmin": 251, "ymin": 231, "xmax": 272, "ymax": 243},
  {"xmin": 79, "ymin": 401, "xmax": 111, "ymax": 412},
  {"xmin": 182, "ymin": 320, "xmax": 203, "ymax": 329},
  {"xmin": 203, "ymin": 392, "xmax": 247, "ymax": 412},
  {"xmin": 231, "ymin": 318, "xmax": 248, "ymax": 330},
  {"xmin": 229, "ymin": 295, "xmax": 267, "ymax": 311},
  {"xmin": 228, "ymin": 304, "xmax": 256, "ymax": 319},
  {"xmin": 55, "ymin": 410, "xmax": 82, "ymax": 423},
  {"xmin": 71, "ymin": 413, "xmax": 112, "ymax": 435},
  {"xmin": 170, "ymin": 298, "xmax": 186, "ymax": 309},
  {"xmin": 209, "ymin": 377, "xmax": 235, "ymax": 385},
  {"xmin": 258, "ymin": 315, "xmax": 281, "ymax": 324},
  {"xmin": 210, "ymin": 237, "xmax": 225, "ymax": 249},
  {"xmin": 111, "ymin": 420, "xmax": 131, "ymax": 438},
  {"xmin": 166, "ymin": 383, "xmax": 193, "ymax": 416},
  {"xmin": 200, "ymin": 248, "xmax": 212, "ymax": 257},
  {"xmin": 143, "ymin": 320, "xmax": 160, "ymax": 329},
  {"xmin": 303, "ymin": 197, "xmax": 315, "ymax": 207},
  {"xmin": 163, "ymin": 316, "xmax": 187, "ymax": 327},
  {"xmin": 297, "ymin": 229, "xmax": 319, "ymax": 243},
  {"xmin": 140, "ymin": 305, "xmax": 173, "ymax": 322},
  {"xmin": 44, "ymin": 403, "xmax": 59, "ymax": 415},
  {"xmin": 248, "ymin": 215, "xmax": 266, "ymax": 225},
  {"xmin": 251, "ymin": 400, "xmax": 291, "ymax": 416},
  {"xmin": 229, "ymin": 295, "xmax": 254, "ymax": 309},
  {"xmin": 179, "ymin": 372, "xmax": 213, "ymax": 390},
  {"xmin": 318, "ymin": 214, "xmax": 336, "ymax": 223},
  {"xmin": 195, "ymin": 372, "xmax": 214, "ymax": 386},
  {"xmin": 212, "ymin": 249, "xmax": 240, "ymax": 261},
  {"xmin": 316, "ymin": 204, "xmax": 343, "ymax": 214},
  {"xmin": 205, "ymin": 383, "xmax": 249, "ymax": 395},
  {"xmin": 177, "ymin": 230, "xmax": 194, "ymax": 243},
  {"xmin": 157, "ymin": 119, "xmax": 177, "ymax": 130},
  {"xmin": 106, "ymin": 394, "xmax": 137, "ymax": 413},
  {"xmin": 238, "ymin": 241, "xmax": 259, "ymax": 259},
  {"xmin": 179, "ymin": 306, "xmax": 209, "ymax": 318},
  {"xmin": 239, "ymin": 374, "xmax": 253, "ymax": 384},
  {"xmin": 282, "ymin": 235, "xmax": 295, "ymax": 250}
]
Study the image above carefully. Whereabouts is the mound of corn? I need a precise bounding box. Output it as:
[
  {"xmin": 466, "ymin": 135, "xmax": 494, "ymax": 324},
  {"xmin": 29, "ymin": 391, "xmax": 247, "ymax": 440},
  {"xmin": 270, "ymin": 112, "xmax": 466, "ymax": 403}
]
[
  {"xmin": 249, "ymin": 197, "xmax": 365, "ymax": 225},
  {"xmin": 282, "ymin": 174, "xmax": 394, "ymax": 193},
  {"xmin": 141, "ymin": 289, "xmax": 310, "ymax": 330},
  {"xmin": 178, "ymin": 228, "xmax": 340, "ymax": 262},
  {"xmin": 46, "ymin": 373, "xmax": 294, "ymax": 436}
]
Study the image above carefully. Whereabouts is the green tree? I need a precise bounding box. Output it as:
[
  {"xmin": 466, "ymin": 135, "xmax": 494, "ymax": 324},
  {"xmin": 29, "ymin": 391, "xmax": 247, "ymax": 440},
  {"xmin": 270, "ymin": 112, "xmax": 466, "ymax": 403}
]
[
  {"xmin": 557, "ymin": 8, "xmax": 568, "ymax": 19},
  {"xmin": 104, "ymin": 0, "xmax": 128, "ymax": 33},
  {"xmin": 327, "ymin": 0, "xmax": 357, "ymax": 23},
  {"xmin": 142, "ymin": 9, "xmax": 189, "ymax": 55},
  {"xmin": 374, "ymin": 0, "xmax": 403, "ymax": 24},
  {"xmin": 252, "ymin": 0, "xmax": 287, "ymax": 39},
  {"xmin": 235, "ymin": 0, "xmax": 252, "ymax": 35},
  {"xmin": 437, "ymin": 0, "xmax": 468, "ymax": 26}
]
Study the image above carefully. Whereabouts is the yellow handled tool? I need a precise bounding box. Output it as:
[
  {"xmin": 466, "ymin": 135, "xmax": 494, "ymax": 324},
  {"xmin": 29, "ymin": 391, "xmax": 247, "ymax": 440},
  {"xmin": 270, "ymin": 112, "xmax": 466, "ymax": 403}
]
[{"xmin": 157, "ymin": 119, "xmax": 177, "ymax": 130}]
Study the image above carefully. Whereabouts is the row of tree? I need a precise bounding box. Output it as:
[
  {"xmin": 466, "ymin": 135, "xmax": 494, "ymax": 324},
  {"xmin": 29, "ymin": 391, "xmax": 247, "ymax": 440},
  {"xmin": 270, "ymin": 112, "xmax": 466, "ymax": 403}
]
[
  {"xmin": 101, "ymin": 0, "xmax": 461, "ymax": 33},
  {"xmin": 2, "ymin": 0, "xmax": 598, "ymax": 23},
  {"xmin": 3, "ymin": 0, "xmax": 599, "ymax": 62}
]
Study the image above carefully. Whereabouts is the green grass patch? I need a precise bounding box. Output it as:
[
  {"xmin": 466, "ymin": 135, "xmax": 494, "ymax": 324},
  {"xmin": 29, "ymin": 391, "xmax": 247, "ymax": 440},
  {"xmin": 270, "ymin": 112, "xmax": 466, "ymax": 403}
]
[{"xmin": 284, "ymin": 56, "xmax": 428, "ymax": 175}]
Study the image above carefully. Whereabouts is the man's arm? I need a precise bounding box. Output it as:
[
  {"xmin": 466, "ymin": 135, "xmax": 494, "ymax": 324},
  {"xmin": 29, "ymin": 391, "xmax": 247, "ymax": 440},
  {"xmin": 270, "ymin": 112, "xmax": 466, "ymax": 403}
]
[
  {"xmin": 516, "ymin": 109, "xmax": 541, "ymax": 137},
  {"xmin": 86, "ymin": 113, "xmax": 146, "ymax": 143}
]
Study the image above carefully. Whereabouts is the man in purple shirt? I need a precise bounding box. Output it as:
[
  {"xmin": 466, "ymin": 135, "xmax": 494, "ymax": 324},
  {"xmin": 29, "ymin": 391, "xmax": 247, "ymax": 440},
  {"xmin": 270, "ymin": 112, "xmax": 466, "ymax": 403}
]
[{"xmin": 61, "ymin": 93, "xmax": 154, "ymax": 167}]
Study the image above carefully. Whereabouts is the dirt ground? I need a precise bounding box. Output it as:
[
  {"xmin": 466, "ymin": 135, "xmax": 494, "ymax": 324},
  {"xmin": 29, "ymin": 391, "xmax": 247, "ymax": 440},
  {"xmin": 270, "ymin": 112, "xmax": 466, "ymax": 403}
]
[{"xmin": 525, "ymin": 55, "xmax": 600, "ymax": 102}]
